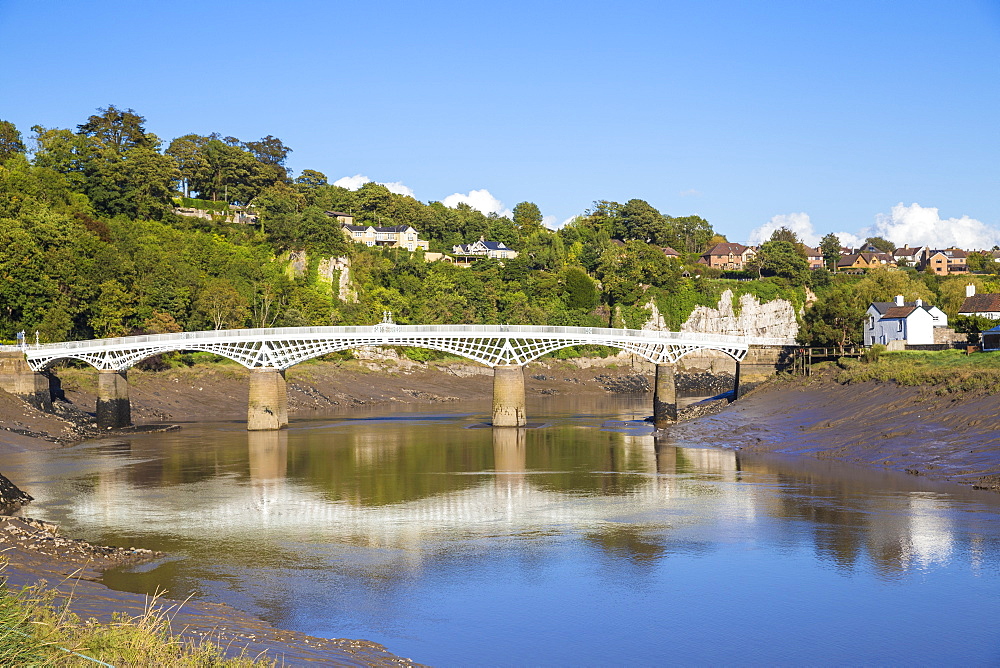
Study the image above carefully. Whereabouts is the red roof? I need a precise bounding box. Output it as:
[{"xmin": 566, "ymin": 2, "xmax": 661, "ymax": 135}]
[
  {"xmin": 959, "ymin": 294, "xmax": 1000, "ymax": 314},
  {"xmin": 704, "ymin": 242, "xmax": 750, "ymax": 256},
  {"xmin": 882, "ymin": 306, "xmax": 916, "ymax": 318}
]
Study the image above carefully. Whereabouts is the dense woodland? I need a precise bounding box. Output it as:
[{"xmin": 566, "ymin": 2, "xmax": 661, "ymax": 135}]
[{"xmin": 1, "ymin": 107, "xmax": 998, "ymax": 351}]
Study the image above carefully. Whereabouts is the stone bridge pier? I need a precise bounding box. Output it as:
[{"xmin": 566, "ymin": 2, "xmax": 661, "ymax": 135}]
[
  {"xmin": 0, "ymin": 351, "xmax": 52, "ymax": 412},
  {"xmin": 653, "ymin": 363, "xmax": 677, "ymax": 429},
  {"xmin": 492, "ymin": 364, "xmax": 526, "ymax": 427},
  {"xmin": 97, "ymin": 370, "xmax": 131, "ymax": 429},
  {"xmin": 247, "ymin": 369, "xmax": 288, "ymax": 431}
]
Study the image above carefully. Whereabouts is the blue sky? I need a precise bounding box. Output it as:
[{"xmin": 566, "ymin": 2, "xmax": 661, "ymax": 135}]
[{"xmin": 2, "ymin": 0, "xmax": 998, "ymax": 247}]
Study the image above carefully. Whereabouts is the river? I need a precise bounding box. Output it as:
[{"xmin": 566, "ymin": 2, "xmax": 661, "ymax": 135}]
[{"xmin": 5, "ymin": 394, "xmax": 1000, "ymax": 665}]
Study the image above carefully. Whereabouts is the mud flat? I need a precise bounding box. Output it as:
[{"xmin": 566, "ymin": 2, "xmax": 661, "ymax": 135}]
[{"xmin": 667, "ymin": 370, "xmax": 1000, "ymax": 492}]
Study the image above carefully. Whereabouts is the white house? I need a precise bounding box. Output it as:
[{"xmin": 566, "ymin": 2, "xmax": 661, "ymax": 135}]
[
  {"xmin": 958, "ymin": 284, "xmax": 1000, "ymax": 320},
  {"xmin": 452, "ymin": 238, "xmax": 518, "ymax": 260},
  {"xmin": 865, "ymin": 295, "xmax": 948, "ymax": 347}
]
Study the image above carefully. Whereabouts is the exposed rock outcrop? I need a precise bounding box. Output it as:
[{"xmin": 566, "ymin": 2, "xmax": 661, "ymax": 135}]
[
  {"xmin": 679, "ymin": 289, "xmax": 797, "ymax": 342},
  {"xmin": 0, "ymin": 472, "xmax": 32, "ymax": 514}
]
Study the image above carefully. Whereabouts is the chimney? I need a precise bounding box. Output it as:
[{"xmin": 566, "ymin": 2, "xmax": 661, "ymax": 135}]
[
  {"xmin": 967, "ymin": 284, "xmax": 976, "ymax": 298},
  {"xmin": 915, "ymin": 298, "xmax": 923, "ymax": 307},
  {"xmin": 895, "ymin": 295, "xmax": 904, "ymax": 306}
]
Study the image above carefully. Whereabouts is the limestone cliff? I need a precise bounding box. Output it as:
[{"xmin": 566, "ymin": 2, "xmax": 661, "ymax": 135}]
[
  {"xmin": 643, "ymin": 289, "xmax": 798, "ymax": 343},
  {"xmin": 285, "ymin": 251, "xmax": 356, "ymax": 303}
]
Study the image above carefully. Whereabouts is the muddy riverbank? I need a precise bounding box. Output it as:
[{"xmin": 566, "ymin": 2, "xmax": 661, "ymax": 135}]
[{"xmin": 667, "ymin": 367, "xmax": 1000, "ymax": 492}]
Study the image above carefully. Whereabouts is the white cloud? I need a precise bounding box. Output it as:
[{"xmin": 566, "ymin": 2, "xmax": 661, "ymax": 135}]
[
  {"xmin": 868, "ymin": 203, "xmax": 1000, "ymax": 250},
  {"xmin": 380, "ymin": 181, "xmax": 415, "ymax": 197},
  {"xmin": 332, "ymin": 174, "xmax": 416, "ymax": 198},
  {"xmin": 834, "ymin": 231, "xmax": 866, "ymax": 249},
  {"xmin": 543, "ymin": 215, "xmax": 579, "ymax": 230},
  {"xmin": 441, "ymin": 188, "xmax": 511, "ymax": 218},
  {"xmin": 333, "ymin": 174, "xmax": 370, "ymax": 190},
  {"xmin": 748, "ymin": 212, "xmax": 820, "ymax": 247},
  {"xmin": 748, "ymin": 203, "xmax": 998, "ymax": 252},
  {"xmin": 678, "ymin": 188, "xmax": 702, "ymax": 197}
]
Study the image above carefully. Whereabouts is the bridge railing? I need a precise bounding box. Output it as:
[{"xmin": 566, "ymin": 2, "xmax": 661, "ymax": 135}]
[{"xmin": 24, "ymin": 324, "xmax": 791, "ymax": 352}]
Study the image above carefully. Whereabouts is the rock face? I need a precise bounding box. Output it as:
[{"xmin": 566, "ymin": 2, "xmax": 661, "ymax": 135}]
[
  {"xmin": 286, "ymin": 251, "xmax": 356, "ymax": 303},
  {"xmin": 0, "ymin": 473, "xmax": 32, "ymax": 514},
  {"xmin": 677, "ymin": 289, "xmax": 798, "ymax": 342}
]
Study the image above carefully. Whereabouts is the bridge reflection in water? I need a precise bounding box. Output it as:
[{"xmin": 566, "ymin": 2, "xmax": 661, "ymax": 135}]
[{"xmin": 46, "ymin": 418, "xmax": 962, "ymax": 578}]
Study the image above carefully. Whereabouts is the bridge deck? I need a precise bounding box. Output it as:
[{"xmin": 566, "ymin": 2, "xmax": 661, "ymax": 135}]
[{"xmin": 19, "ymin": 324, "xmax": 792, "ymax": 372}]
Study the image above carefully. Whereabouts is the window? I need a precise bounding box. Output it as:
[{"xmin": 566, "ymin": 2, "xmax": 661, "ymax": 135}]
[{"xmin": 897, "ymin": 320, "xmax": 903, "ymax": 332}]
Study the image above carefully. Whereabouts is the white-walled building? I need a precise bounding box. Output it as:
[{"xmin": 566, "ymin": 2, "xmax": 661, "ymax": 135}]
[
  {"xmin": 958, "ymin": 284, "xmax": 1000, "ymax": 320},
  {"xmin": 865, "ymin": 295, "xmax": 948, "ymax": 347}
]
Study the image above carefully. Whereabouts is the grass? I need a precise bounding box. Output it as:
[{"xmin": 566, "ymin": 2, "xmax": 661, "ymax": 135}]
[
  {"xmin": 830, "ymin": 349, "xmax": 1000, "ymax": 393},
  {"xmin": 0, "ymin": 572, "xmax": 272, "ymax": 666}
]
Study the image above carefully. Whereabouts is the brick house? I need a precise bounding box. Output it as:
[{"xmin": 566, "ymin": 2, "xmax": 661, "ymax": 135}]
[
  {"xmin": 836, "ymin": 252, "xmax": 896, "ymax": 273},
  {"xmin": 923, "ymin": 248, "xmax": 968, "ymax": 275},
  {"xmin": 697, "ymin": 242, "xmax": 756, "ymax": 270}
]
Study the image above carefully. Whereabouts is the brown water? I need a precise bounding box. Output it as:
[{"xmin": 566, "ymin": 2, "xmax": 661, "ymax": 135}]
[{"xmin": 6, "ymin": 394, "xmax": 1000, "ymax": 666}]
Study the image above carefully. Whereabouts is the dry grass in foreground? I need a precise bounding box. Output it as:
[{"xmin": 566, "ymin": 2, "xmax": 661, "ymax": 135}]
[{"xmin": 0, "ymin": 572, "xmax": 271, "ymax": 667}]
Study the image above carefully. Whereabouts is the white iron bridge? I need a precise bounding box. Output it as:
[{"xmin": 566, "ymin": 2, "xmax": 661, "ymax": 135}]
[{"xmin": 20, "ymin": 324, "xmax": 788, "ymax": 372}]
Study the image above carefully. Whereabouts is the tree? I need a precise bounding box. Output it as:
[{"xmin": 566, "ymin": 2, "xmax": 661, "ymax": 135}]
[
  {"xmin": 295, "ymin": 169, "xmax": 328, "ymax": 190},
  {"xmin": 619, "ymin": 199, "xmax": 665, "ymax": 242},
  {"xmin": 769, "ymin": 226, "xmax": 801, "ymax": 244},
  {"xmin": 820, "ymin": 233, "xmax": 842, "ymax": 271},
  {"xmin": 243, "ymin": 135, "xmax": 292, "ymax": 166},
  {"xmin": 512, "ymin": 201, "xmax": 543, "ymax": 234},
  {"xmin": 83, "ymin": 143, "xmax": 179, "ymax": 219},
  {"xmin": 750, "ymin": 241, "xmax": 809, "ymax": 280},
  {"xmin": 563, "ymin": 266, "xmax": 598, "ymax": 310},
  {"xmin": 799, "ymin": 285, "xmax": 865, "ymax": 349},
  {"xmin": 90, "ymin": 280, "xmax": 137, "ymax": 337},
  {"xmin": 166, "ymin": 134, "xmax": 209, "ymax": 197},
  {"xmin": 864, "ymin": 236, "xmax": 895, "ymax": 254},
  {"xmin": 195, "ymin": 279, "xmax": 249, "ymax": 330},
  {"xmin": 669, "ymin": 215, "xmax": 715, "ymax": 253},
  {"xmin": 300, "ymin": 206, "xmax": 349, "ymax": 256},
  {"xmin": 0, "ymin": 120, "xmax": 25, "ymax": 163},
  {"xmin": 76, "ymin": 105, "xmax": 153, "ymax": 155}
]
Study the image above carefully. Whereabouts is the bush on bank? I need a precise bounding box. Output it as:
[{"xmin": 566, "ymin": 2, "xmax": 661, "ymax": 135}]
[{"xmin": 831, "ymin": 350, "xmax": 1000, "ymax": 393}]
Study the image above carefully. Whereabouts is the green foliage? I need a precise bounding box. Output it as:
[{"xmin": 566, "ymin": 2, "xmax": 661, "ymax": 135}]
[
  {"xmin": 864, "ymin": 236, "xmax": 896, "ymax": 254},
  {"xmin": 861, "ymin": 343, "xmax": 886, "ymax": 363},
  {"xmin": 820, "ymin": 233, "xmax": 841, "ymax": 270},
  {"xmin": 751, "ymin": 240, "xmax": 809, "ymax": 280},
  {"xmin": 0, "ymin": 107, "xmax": 809, "ymax": 346},
  {"xmin": 0, "ymin": 120, "xmax": 25, "ymax": 163},
  {"xmin": 512, "ymin": 201, "xmax": 543, "ymax": 234},
  {"xmin": 953, "ymin": 314, "xmax": 998, "ymax": 334}
]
